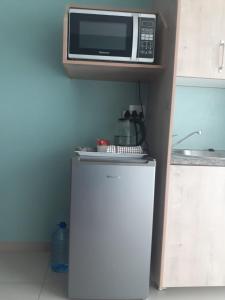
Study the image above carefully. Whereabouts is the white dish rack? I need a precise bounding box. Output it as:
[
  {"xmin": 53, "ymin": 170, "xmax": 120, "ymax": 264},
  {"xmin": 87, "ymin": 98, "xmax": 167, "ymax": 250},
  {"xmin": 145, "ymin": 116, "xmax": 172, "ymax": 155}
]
[{"xmin": 75, "ymin": 151, "xmax": 148, "ymax": 159}]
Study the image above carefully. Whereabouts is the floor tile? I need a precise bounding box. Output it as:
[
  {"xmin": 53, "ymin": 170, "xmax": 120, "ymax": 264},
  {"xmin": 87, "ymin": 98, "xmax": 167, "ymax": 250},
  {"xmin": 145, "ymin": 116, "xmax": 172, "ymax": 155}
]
[
  {"xmin": 0, "ymin": 283, "xmax": 41, "ymax": 300},
  {"xmin": 149, "ymin": 286, "xmax": 225, "ymax": 300},
  {"xmin": 2, "ymin": 251, "xmax": 225, "ymax": 300},
  {"xmin": 40, "ymin": 279, "xmax": 225, "ymax": 300},
  {"xmin": 39, "ymin": 280, "xmax": 68, "ymax": 300},
  {"xmin": 45, "ymin": 267, "xmax": 68, "ymax": 283},
  {"xmin": 0, "ymin": 252, "xmax": 49, "ymax": 283}
]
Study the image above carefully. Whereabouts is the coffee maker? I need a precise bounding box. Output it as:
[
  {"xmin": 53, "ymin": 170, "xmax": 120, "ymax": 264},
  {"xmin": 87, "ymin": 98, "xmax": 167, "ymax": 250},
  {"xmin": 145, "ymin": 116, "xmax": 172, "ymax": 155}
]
[{"xmin": 114, "ymin": 110, "xmax": 145, "ymax": 146}]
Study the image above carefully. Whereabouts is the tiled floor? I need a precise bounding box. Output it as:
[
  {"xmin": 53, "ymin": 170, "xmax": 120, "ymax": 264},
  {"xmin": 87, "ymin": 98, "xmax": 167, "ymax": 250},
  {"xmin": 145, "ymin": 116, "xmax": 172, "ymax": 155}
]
[
  {"xmin": 1, "ymin": 251, "xmax": 225, "ymax": 299},
  {"xmin": 0, "ymin": 251, "xmax": 67, "ymax": 300}
]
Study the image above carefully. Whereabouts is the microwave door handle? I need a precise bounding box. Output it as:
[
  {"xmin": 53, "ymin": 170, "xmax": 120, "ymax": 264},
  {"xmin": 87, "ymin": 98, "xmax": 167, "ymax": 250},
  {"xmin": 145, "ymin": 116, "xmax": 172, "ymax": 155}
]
[{"xmin": 132, "ymin": 14, "xmax": 139, "ymax": 61}]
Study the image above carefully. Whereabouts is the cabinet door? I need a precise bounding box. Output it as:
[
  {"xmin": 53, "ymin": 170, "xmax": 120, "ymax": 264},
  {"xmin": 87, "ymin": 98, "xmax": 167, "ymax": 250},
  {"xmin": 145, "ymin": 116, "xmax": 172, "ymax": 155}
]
[
  {"xmin": 177, "ymin": 0, "xmax": 225, "ymax": 79},
  {"xmin": 163, "ymin": 165, "xmax": 225, "ymax": 287}
]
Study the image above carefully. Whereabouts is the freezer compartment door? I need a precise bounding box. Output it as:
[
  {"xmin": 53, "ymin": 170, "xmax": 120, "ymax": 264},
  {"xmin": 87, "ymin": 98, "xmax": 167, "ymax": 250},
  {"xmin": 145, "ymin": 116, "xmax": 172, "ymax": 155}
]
[{"xmin": 69, "ymin": 161, "xmax": 155, "ymax": 300}]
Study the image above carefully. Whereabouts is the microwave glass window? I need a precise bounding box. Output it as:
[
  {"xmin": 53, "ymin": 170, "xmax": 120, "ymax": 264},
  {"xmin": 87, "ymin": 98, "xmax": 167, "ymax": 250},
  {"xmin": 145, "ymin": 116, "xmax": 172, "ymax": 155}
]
[
  {"xmin": 79, "ymin": 21, "xmax": 127, "ymax": 50},
  {"xmin": 69, "ymin": 13, "xmax": 133, "ymax": 58}
]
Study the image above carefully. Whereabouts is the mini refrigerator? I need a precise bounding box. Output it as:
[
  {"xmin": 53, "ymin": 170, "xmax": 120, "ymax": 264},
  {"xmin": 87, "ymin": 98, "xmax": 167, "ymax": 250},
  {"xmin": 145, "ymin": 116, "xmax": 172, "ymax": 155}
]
[{"xmin": 69, "ymin": 152, "xmax": 156, "ymax": 300}]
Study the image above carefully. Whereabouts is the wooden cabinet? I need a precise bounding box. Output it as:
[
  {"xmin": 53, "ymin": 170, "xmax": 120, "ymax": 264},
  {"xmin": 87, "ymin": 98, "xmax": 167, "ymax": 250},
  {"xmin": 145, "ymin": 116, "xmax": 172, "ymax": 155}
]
[
  {"xmin": 162, "ymin": 165, "xmax": 225, "ymax": 287},
  {"xmin": 62, "ymin": 5, "xmax": 165, "ymax": 82},
  {"xmin": 177, "ymin": 0, "xmax": 225, "ymax": 80}
]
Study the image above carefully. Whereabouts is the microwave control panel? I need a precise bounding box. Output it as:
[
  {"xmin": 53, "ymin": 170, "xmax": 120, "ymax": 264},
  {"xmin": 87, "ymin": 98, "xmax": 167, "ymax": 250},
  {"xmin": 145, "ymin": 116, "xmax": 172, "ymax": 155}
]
[{"xmin": 138, "ymin": 17, "xmax": 156, "ymax": 61}]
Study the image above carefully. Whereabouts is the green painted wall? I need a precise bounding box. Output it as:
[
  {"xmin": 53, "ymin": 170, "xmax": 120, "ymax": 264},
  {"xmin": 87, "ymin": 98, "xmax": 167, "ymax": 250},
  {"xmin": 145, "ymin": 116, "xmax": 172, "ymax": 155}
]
[
  {"xmin": 0, "ymin": 0, "xmax": 151, "ymax": 241},
  {"xmin": 173, "ymin": 86, "xmax": 225, "ymax": 150}
]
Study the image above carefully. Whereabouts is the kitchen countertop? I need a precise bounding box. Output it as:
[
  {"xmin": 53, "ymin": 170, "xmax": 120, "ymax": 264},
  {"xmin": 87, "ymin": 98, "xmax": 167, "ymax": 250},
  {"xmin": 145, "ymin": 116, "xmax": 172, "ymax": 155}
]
[{"xmin": 171, "ymin": 155, "xmax": 225, "ymax": 166}]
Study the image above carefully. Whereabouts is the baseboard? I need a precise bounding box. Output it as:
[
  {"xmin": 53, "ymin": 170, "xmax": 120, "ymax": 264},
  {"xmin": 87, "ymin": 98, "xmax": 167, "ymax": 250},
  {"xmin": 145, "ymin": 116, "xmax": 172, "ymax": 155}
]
[{"xmin": 0, "ymin": 242, "xmax": 50, "ymax": 252}]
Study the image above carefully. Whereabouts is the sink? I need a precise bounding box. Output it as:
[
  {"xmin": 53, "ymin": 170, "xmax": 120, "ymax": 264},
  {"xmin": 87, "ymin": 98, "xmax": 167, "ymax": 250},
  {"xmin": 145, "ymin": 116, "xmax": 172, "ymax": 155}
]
[{"xmin": 172, "ymin": 149, "xmax": 225, "ymax": 159}]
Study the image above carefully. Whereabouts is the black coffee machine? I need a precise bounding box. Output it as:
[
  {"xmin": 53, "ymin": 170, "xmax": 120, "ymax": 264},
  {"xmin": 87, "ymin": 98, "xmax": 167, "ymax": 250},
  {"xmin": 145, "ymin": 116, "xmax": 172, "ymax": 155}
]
[{"xmin": 114, "ymin": 110, "xmax": 145, "ymax": 146}]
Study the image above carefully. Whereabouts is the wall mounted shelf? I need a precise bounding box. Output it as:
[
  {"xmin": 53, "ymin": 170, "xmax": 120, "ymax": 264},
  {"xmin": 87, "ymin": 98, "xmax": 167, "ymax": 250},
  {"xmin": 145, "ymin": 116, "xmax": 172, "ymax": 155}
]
[
  {"xmin": 62, "ymin": 4, "xmax": 167, "ymax": 82},
  {"xmin": 63, "ymin": 60, "xmax": 164, "ymax": 82}
]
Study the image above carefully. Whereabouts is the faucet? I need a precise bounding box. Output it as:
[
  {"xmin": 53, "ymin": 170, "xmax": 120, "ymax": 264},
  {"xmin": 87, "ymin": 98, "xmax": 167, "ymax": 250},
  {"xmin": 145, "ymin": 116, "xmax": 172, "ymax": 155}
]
[{"xmin": 173, "ymin": 130, "xmax": 202, "ymax": 147}]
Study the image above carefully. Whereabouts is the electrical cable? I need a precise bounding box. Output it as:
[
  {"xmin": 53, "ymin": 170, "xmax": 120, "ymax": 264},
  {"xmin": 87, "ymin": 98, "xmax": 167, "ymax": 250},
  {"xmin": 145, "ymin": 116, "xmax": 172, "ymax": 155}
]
[
  {"xmin": 138, "ymin": 80, "xmax": 144, "ymax": 119},
  {"xmin": 137, "ymin": 81, "xmax": 150, "ymax": 152}
]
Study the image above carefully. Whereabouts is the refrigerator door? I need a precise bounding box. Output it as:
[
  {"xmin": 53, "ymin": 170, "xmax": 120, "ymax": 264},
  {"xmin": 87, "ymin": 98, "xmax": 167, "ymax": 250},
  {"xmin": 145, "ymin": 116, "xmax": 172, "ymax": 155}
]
[{"xmin": 69, "ymin": 157, "xmax": 155, "ymax": 300}]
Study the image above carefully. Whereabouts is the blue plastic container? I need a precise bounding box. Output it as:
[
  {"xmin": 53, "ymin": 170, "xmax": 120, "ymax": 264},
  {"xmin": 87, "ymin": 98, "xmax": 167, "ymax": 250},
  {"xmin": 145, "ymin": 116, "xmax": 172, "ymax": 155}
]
[{"xmin": 51, "ymin": 222, "xmax": 69, "ymax": 272}]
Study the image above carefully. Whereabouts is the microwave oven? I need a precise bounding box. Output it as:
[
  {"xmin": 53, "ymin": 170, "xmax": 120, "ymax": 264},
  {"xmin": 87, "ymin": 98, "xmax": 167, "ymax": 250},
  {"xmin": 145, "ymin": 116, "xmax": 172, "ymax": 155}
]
[{"xmin": 68, "ymin": 8, "xmax": 156, "ymax": 63}]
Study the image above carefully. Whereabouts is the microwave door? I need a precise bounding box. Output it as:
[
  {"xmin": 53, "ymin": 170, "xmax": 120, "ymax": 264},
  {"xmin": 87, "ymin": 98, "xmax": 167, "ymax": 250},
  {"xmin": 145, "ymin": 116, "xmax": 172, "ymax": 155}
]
[{"xmin": 68, "ymin": 12, "xmax": 133, "ymax": 61}]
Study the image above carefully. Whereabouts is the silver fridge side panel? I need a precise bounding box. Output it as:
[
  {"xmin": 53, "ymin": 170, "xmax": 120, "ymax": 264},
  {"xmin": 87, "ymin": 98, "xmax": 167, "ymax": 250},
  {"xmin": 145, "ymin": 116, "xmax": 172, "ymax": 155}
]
[{"xmin": 69, "ymin": 158, "xmax": 155, "ymax": 300}]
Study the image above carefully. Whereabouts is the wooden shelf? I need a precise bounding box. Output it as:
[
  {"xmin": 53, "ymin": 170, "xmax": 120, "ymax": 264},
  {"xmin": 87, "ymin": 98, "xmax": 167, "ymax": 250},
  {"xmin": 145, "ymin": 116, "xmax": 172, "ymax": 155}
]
[
  {"xmin": 63, "ymin": 60, "xmax": 164, "ymax": 82},
  {"xmin": 62, "ymin": 4, "xmax": 167, "ymax": 82}
]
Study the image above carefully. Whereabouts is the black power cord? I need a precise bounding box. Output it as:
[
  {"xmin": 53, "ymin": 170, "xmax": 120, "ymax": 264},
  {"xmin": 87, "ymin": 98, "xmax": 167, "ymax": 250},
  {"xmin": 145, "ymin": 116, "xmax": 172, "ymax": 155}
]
[
  {"xmin": 137, "ymin": 81, "xmax": 150, "ymax": 152},
  {"xmin": 138, "ymin": 80, "xmax": 144, "ymax": 119}
]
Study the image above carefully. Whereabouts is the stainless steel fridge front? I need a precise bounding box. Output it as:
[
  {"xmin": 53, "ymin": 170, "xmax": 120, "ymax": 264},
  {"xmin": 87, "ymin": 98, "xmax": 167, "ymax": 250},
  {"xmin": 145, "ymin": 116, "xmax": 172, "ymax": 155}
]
[{"xmin": 69, "ymin": 155, "xmax": 156, "ymax": 300}]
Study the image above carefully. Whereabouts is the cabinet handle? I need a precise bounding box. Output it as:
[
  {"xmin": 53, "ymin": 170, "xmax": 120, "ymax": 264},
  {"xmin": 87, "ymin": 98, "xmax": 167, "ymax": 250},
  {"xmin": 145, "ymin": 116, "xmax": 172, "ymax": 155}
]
[{"xmin": 219, "ymin": 40, "xmax": 225, "ymax": 72}]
